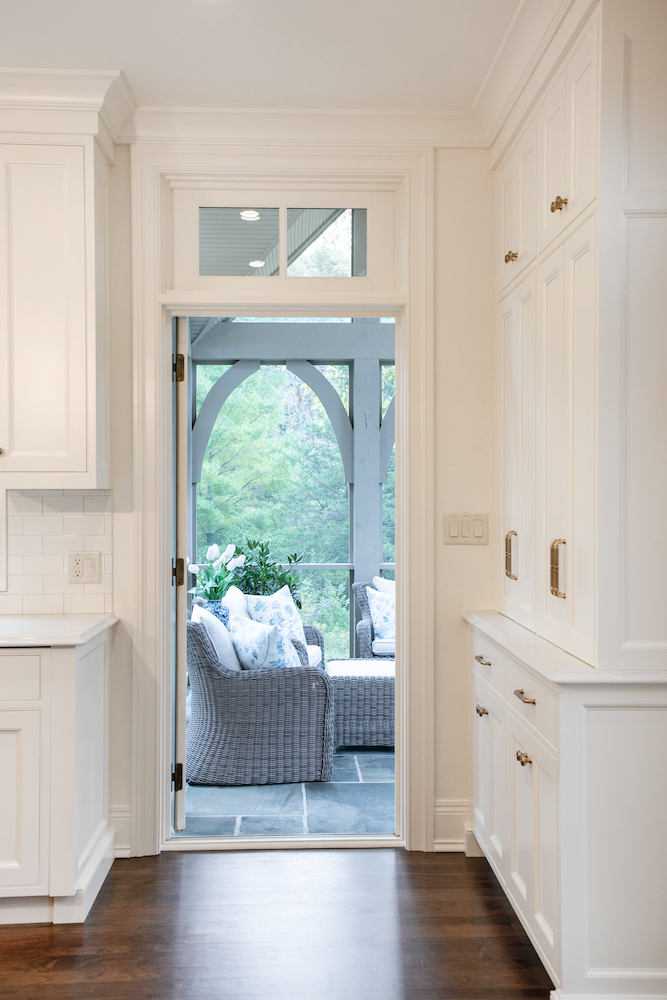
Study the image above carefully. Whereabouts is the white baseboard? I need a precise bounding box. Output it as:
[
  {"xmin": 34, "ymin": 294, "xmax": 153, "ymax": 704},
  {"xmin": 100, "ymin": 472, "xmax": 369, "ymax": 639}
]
[
  {"xmin": 464, "ymin": 822, "xmax": 485, "ymax": 857},
  {"xmin": 0, "ymin": 896, "xmax": 53, "ymax": 924},
  {"xmin": 53, "ymin": 825, "xmax": 114, "ymax": 924},
  {"xmin": 433, "ymin": 798, "xmax": 469, "ymax": 852},
  {"xmin": 551, "ymin": 994, "xmax": 667, "ymax": 1000},
  {"xmin": 110, "ymin": 806, "xmax": 131, "ymax": 858}
]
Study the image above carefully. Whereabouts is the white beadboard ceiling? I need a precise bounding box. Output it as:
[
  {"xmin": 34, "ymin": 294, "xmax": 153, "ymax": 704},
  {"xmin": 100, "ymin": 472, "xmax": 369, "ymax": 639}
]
[{"xmin": 0, "ymin": 0, "xmax": 520, "ymax": 113}]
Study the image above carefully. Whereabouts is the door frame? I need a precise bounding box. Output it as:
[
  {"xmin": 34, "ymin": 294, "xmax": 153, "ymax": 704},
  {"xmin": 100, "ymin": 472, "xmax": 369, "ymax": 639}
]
[{"xmin": 130, "ymin": 143, "xmax": 436, "ymax": 853}]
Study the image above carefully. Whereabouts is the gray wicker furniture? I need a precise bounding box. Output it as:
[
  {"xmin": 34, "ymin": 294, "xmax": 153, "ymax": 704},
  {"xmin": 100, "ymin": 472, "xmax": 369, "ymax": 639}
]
[
  {"xmin": 186, "ymin": 619, "xmax": 334, "ymax": 786},
  {"xmin": 326, "ymin": 659, "xmax": 395, "ymax": 747},
  {"xmin": 351, "ymin": 581, "xmax": 395, "ymax": 658}
]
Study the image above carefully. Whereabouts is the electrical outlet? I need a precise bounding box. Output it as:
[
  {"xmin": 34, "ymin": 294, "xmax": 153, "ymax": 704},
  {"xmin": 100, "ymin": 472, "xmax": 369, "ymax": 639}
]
[{"xmin": 67, "ymin": 551, "xmax": 101, "ymax": 584}]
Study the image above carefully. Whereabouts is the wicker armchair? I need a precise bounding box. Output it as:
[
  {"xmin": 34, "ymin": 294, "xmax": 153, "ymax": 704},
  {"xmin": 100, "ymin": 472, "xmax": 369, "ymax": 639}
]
[
  {"xmin": 351, "ymin": 581, "xmax": 395, "ymax": 658},
  {"xmin": 186, "ymin": 619, "xmax": 334, "ymax": 786}
]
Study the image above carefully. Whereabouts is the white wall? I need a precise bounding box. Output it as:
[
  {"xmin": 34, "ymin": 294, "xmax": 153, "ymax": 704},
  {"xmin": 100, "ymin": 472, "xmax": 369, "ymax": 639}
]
[{"xmin": 433, "ymin": 149, "xmax": 495, "ymax": 848}]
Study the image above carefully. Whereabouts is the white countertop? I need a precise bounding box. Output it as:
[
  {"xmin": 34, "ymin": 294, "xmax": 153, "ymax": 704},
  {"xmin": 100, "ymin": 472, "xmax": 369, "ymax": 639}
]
[
  {"xmin": 0, "ymin": 614, "xmax": 118, "ymax": 647},
  {"xmin": 464, "ymin": 611, "xmax": 667, "ymax": 684}
]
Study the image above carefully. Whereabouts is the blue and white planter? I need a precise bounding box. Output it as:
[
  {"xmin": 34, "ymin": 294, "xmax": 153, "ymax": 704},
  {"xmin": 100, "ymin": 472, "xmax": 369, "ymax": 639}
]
[{"xmin": 204, "ymin": 600, "xmax": 229, "ymax": 625}]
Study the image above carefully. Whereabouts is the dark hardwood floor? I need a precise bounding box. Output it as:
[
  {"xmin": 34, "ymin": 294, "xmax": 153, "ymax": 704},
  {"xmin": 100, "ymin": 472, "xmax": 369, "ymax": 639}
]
[{"xmin": 0, "ymin": 851, "xmax": 554, "ymax": 999}]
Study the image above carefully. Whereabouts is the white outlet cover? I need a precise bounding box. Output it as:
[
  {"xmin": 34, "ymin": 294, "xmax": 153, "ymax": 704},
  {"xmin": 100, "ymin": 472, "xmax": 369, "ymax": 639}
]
[{"xmin": 67, "ymin": 551, "xmax": 102, "ymax": 584}]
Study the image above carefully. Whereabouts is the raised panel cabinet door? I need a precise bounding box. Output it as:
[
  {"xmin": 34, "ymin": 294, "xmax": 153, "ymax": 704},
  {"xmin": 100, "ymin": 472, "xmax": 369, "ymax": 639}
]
[
  {"xmin": 536, "ymin": 217, "xmax": 596, "ymax": 664},
  {"xmin": 498, "ymin": 118, "xmax": 537, "ymax": 290},
  {"xmin": 0, "ymin": 711, "xmax": 43, "ymax": 891},
  {"xmin": 537, "ymin": 72, "xmax": 568, "ymax": 252},
  {"xmin": 0, "ymin": 144, "xmax": 88, "ymax": 473},
  {"xmin": 507, "ymin": 721, "xmax": 535, "ymax": 925},
  {"xmin": 565, "ymin": 16, "xmax": 599, "ymax": 224},
  {"xmin": 500, "ymin": 272, "xmax": 536, "ymax": 630},
  {"xmin": 473, "ymin": 676, "xmax": 507, "ymax": 880}
]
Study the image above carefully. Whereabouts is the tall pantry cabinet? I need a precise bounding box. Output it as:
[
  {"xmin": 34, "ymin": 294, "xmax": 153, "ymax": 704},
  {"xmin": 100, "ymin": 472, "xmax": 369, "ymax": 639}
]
[{"xmin": 470, "ymin": 3, "xmax": 667, "ymax": 998}]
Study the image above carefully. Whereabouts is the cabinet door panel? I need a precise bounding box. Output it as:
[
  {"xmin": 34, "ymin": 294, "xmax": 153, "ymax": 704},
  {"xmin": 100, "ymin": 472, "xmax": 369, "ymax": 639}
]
[
  {"xmin": 537, "ymin": 73, "xmax": 567, "ymax": 250},
  {"xmin": 0, "ymin": 144, "xmax": 87, "ymax": 473},
  {"xmin": 500, "ymin": 272, "xmax": 536, "ymax": 629},
  {"xmin": 472, "ymin": 676, "xmax": 507, "ymax": 878},
  {"xmin": 498, "ymin": 119, "xmax": 537, "ymax": 289},
  {"xmin": 566, "ymin": 17, "xmax": 599, "ymax": 220},
  {"xmin": 0, "ymin": 711, "xmax": 43, "ymax": 890}
]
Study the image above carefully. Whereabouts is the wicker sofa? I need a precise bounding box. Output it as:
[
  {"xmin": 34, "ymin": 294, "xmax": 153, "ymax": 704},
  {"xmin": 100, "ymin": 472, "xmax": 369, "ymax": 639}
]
[
  {"xmin": 351, "ymin": 580, "xmax": 396, "ymax": 658},
  {"xmin": 186, "ymin": 618, "xmax": 334, "ymax": 786}
]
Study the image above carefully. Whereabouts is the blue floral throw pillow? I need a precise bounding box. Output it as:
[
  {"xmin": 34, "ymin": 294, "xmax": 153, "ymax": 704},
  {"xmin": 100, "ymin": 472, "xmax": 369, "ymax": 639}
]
[
  {"xmin": 366, "ymin": 586, "xmax": 396, "ymax": 640},
  {"xmin": 246, "ymin": 586, "xmax": 307, "ymax": 646},
  {"xmin": 227, "ymin": 613, "xmax": 301, "ymax": 670}
]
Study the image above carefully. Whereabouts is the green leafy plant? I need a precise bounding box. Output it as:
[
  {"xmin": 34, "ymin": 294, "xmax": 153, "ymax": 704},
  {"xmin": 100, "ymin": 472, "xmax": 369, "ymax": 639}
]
[{"xmin": 233, "ymin": 539, "xmax": 303, "ymax": 608}]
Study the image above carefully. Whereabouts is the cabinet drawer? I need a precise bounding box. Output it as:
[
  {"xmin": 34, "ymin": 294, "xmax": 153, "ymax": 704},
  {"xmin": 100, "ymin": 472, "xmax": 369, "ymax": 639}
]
[
  {"xmin": 472, "ymin": 633, "xmax": 505, "ymax": 695},
  {"xmin": 506, "ymin": 658, "xmax": 558, "ymax": 749}
]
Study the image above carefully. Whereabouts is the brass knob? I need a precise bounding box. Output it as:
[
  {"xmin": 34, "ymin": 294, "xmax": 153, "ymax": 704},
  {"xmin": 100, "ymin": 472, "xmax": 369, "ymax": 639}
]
[
  {"xmin": 516, "ymin": 750, "xmax": 532, "ymax": 766},
  {"xmin": 0, "ymin": 447, "xmax": 3, "ymax": 455},
  {"xmin": 551, "ymin": 195, "xmax": 568, "ymax": 212},
  {"xmin": 474, "ymin": 654, "xmax": 491, "ymax": 666},
  {"xmin": 504, "ymin": 251, "xmax": 518, "ymax": 263},
  {"xmin": 476, "ymin": 705, "xmax": 488, "ymax": 717}
]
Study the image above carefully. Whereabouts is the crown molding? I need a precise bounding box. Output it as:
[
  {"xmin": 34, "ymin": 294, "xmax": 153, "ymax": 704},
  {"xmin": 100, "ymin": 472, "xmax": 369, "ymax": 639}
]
[
  {"xmin": 0, "ymin": 68, "xmax": 135, "ymax": 141},
  {"xmin": 120, "ymin": 106, "xmax": 486, "ymax": 148}
]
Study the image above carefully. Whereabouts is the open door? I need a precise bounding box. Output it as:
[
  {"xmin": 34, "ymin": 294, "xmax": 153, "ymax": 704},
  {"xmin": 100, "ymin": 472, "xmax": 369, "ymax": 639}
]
[{"xmin": 173, "ymin": 315, "xmax": 190, "ymax": 831}]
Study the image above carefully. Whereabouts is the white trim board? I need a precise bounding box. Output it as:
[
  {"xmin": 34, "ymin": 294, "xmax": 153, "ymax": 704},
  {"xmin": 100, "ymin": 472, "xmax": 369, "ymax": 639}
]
[{"xmin": 0, "ymin": 489, "xmax": 6, "ymax": 591}]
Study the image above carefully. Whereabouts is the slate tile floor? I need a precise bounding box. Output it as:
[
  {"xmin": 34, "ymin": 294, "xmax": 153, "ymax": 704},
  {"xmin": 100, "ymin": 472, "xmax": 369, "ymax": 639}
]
[{"xmin": 181, "ymin": 748, "xmax": 395, "ymax": 837}]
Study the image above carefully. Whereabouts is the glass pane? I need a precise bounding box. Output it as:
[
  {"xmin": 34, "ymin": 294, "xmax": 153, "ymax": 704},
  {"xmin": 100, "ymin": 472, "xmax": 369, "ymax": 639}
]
[
  {"xmin": 196, "ymin": 365, "xmax": 349, "ymax": 564},
  {"xmin": 383, "ymin": 443, "xmax": 395, "ymax": 565},
  {"xmin": 298, "ymin": 569, "xmax": 351, "ymax": 660},
  {"xmin": 287, "ymin": 209, "xmax": 367, "ymax": 277},
  {"xmin": 199, "ymin": 207, "xmax": 279, "ymax": 276},
  {"xmin": 231, "ymin": 316, "xmax": 352, "ymax": 323}
]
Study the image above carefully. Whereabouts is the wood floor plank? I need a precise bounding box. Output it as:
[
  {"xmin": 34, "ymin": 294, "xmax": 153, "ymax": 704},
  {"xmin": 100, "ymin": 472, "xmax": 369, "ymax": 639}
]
[{"xmin": 0, "ymin": 851, "xmax": 554, "ymax": 999}]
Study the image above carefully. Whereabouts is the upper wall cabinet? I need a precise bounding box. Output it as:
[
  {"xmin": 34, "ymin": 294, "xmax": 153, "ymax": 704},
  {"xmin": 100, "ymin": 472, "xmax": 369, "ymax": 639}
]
[
  {"xmin": 497, "ymin": 118, "xmax": 537, "ymax": 291},
  {"xmin": 537, "ymin": 18, "xmax": 599, "ymax": 252},
  {"xmin": 0, "ymin": 141, "xmax": 109, "ymax": 488}
]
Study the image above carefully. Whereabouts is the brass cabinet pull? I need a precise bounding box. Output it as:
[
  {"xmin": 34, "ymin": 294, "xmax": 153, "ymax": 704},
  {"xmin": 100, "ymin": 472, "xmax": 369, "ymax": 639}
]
[
  {"xmin": 474, "ymin": 654, "xmax": 491, "ymax": 666},
  {"xmin": 516, "ymin": 750, "xmax": 532, "ymax": 766},
  {"xmin": 0, "ymin": 447, "xmax": 3, "ymax": 455},
  {"xmin": 513, "ymin": 688, "xmax": 536, "ymax": 705},
  {"xmin": 504, "ymin": 251, "xmax": 518, "ymax": 263},
  {"xmin": 505, "ymin": 530, "xmax": 517, "ymax": 580},
  {"xmin": 550, "ymin": 195, "xmax": 568, "ymax": 212},
  {"xmin": 476, "ymin": 705, "xmax": 488, "ymax": 717},
  {"xmin": 550, "ymin": 538, "xmax": 566, "ymax": 598}
]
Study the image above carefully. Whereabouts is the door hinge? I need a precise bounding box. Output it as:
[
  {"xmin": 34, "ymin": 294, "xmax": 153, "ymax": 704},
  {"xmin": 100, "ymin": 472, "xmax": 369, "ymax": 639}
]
[
  {"xmin": 172, "ymin": 557, "xmax": 184, "ymax": 586},
  {"xmin": 172, "ymin": 762, "xmax": 183, "ymax": 792},
  {"xmin": 172, "ymin": 353, "xmax": 185, "ymax": 382}
]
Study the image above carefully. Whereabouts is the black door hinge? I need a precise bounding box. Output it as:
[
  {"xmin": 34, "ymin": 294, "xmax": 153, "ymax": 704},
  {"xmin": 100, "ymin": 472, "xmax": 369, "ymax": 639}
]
[
  {"xmin": 172, "ymin": 763, "xmax": 183, "ymax": 792},
  {"xmin": 172, "ymin": 353, "xmax": 185, "ymax": 382},
  {"xmin": 172, "ymin": 558, "xmax": 184, "ymax": 586}
]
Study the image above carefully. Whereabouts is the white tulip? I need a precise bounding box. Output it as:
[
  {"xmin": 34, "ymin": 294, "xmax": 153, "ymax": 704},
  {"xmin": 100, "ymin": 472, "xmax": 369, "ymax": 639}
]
[
  {"xmin": 222, "ymin": 543, "xmax": 235, "ymax": 562},
  {"xmin": 226, "ymin": 554, "xmax": 246, "ymax": 571},
  {"xmin": 188, "ymin": 564, "xmax": 199, "ymax": 574},
  {"xmin": 206, "ymin": 544, "xmax": 220, "ymax": 562}
]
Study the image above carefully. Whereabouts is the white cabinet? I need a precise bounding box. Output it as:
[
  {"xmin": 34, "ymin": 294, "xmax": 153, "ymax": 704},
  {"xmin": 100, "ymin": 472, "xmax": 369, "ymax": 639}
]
[
  {"xmin": 497, "ymin": 117, "xmax": 537, "ymax": 289},
  {"xmin": 0, "ymin": 140, "xmax": 109, "ymax": 488},
  {"xmin": 537, "ymin": 18, "xmax": 599, "ymax": 252},
  {"xmin": 536, "ymin": 216, "xmax": 596, "ymax": 664},
  {"xmin": 0, "ymin": 617, "xmax": 116, "ymax": 924},
  {"xmin": 472, "ymin": 673, "xmax": 506, "ymax": 877},
  {"xmin": 500, "ymin": 271, "xmax": 536, "ymax": 630}
]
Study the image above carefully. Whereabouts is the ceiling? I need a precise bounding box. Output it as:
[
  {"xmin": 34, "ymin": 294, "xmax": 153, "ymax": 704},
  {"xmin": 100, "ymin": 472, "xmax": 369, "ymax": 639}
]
[{"xmin": 0, "ymin": 0, "xmax": 520, "ymax": 112}]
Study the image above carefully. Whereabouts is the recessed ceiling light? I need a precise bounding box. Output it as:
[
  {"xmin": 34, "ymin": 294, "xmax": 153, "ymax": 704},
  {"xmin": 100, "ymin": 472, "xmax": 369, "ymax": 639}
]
[
  {"xmin": 240, "ymin": 210, "xmax": 260, "ymax": 221},
  {"xmin": 249, "ymin": 260, "xmax": 265, "ymax": 267}
]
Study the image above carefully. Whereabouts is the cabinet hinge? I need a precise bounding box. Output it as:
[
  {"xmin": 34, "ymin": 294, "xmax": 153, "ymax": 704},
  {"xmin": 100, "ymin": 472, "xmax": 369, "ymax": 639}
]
[
  {"xmin": 171, "ymin": 763, "xmax": 183, "ymax": 792},
  {"xmin": 172, "ymin": 558, "xmax": 184, "ymax": 586},
  {"xmin": 172, "ymin": 353, "xmax": 185, "ymax": 382}
]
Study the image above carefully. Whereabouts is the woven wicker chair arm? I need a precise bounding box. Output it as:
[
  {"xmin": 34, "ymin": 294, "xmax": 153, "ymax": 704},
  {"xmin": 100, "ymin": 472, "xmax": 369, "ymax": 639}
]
[{"xmin": 356, "ymin": 618, "xmax": 373, "ymax": 659}]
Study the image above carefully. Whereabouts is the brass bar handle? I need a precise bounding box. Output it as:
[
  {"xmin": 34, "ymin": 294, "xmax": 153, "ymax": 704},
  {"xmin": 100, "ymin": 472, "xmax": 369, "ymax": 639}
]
[
  {"xmin": 504, "ymin": 251, "xmax": 518, "ymax": 263},
  {"xmin": 505, "ymin": 530, "xmax": 517, "ymax": 580},
  {"xmin": 550, "ymin": 195, "xmax": 568, "ymax": 212},
  {"xmin": 474, "ymin": 654, "xmax": 491, "ymax": 666},
  {"xmin": 513, "ymin": 688, "xmax": 536, "ymax": 705},
  {"xmin": 476, "ymin": 705, "xmax": 488, "ymax": 717},
  {"xmin": 550, "ymin": 538, "xmax": 566, "ymax": 598},
  {"xmin": 516, "ymin": 750, "xmax": 532, "ymax": 766}
]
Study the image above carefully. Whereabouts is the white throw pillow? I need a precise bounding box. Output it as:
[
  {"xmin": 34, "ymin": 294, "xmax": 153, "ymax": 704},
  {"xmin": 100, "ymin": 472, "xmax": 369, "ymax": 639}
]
[
  {"xmin": 246, "ymin": 585, "xmax": 307, "ymax": 645},
  {"xmin": 366, "ymin": 586, "xmax": 396, "ymax": 640},
  {"xmin": 221, "ymin": 585, "xmax": 250, "ymax": 620},
  {"xmin": 373, "ymin": 575, "xmax": 396, "ymax": 596},
  {"xmin": 191, "ymin": 604, "xmax": 242, "ymax": 672},
  {"xmin": 227, "ymin": 614, "xmax": 301, "ymax": 670},
  {"xmin": 307, "ymin": 644, "xmax": 322, "ymax": 667}
]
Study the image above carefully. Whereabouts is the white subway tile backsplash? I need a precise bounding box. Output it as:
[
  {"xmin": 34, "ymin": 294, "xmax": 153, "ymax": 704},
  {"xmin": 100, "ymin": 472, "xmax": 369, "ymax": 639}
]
[
  {"xmin": 63, "ymin": 594, "xmax": 106, "ymax": 614},
  {"xmin": 22, "ymin": 515, "xmax": 64, "ymax": 536},
  {"xmin": 42, "ymin": 495, "xmax": 84, "ymax": 514},
  {"xmin": 23, "ymin": 595, "xmax": 64, "ymax": 614},
  {"xmin": 1, "ymin": 491, "xmax": 113, "ymax": 615},
  {"xmin": 22, "ymin": 555, "xmax": 65, "ymax": 576},
  {"xmin": 7, "ymin": 536, "xmax": 42, "ymax": 555}
]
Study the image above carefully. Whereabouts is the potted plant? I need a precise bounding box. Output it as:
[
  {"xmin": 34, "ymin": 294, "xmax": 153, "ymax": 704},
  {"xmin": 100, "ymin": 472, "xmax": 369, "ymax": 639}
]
[
  {"xmin": 188, "ymin": 544, "xmax": 246, "ymax": 620},
  {"xmin": 233, "ymin": 539, "xmax": 303, "ymax": 608}
]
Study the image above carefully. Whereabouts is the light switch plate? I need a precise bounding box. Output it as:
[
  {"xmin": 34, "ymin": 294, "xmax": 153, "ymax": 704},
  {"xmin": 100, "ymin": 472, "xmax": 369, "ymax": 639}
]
[
  {"xmin": 67, "ymin": 551, "xmax": 102, "ymax": 584},
  {"xmin": 443, "ymin": 512, "xmax": 488, "ymax": 545}
]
